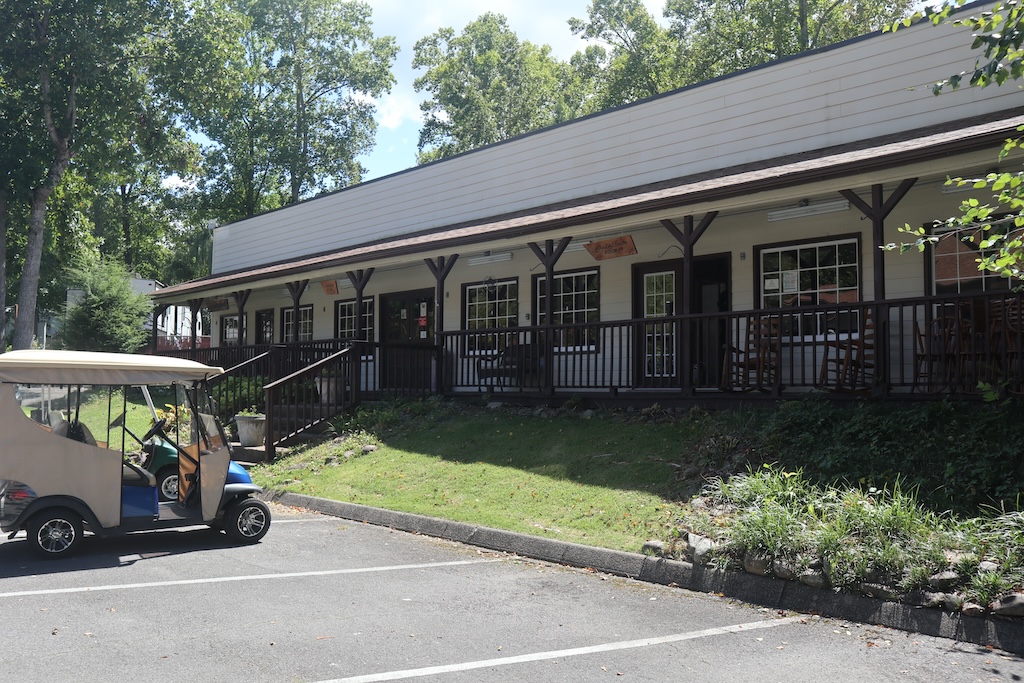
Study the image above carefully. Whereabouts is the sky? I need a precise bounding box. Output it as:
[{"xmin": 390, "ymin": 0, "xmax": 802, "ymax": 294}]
[{"xmin": 357, "ymin": 0, "xmax": 666, "ymax": 180}]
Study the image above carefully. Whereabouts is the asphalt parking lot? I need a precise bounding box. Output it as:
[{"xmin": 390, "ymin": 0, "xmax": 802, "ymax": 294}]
[{"xmin": 0, "ymin": 502, "xmax": 1021, "ymax": 683}]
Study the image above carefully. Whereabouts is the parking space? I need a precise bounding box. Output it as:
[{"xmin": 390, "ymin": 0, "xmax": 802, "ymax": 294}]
[{"xmin": 0, "ymin": 503, "xmax": 1020, "ymax": 682}]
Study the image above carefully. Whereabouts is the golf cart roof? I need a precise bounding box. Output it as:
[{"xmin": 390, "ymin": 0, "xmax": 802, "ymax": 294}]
[{"xmin": 0, "ymin": 350, "xmax": 224, "ymax": 385}]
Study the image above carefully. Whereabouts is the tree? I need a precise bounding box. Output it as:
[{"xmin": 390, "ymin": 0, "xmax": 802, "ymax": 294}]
[
  {"xmin": 569, "ymin": 0, "xmax": 684, "ymax": 109},
  {"xmin": 200, "ymin": 0, "xmax": 397, "ymax": 219},
  {"xmin": 413, "ymin": 13, "xmax": 570, "ymax": 164},
  {"xmin": 884, "ymin": 2, "xmax": 1024, "ymax": 285},
  {"xmin": 664, "ymin": 0, "xmax": 915, "ymax": 82},
  {"xmin": 57, "ymin": 258, "xmax": 151, "ymax": 353},
  {"xmin": 0, "ymin": 0, "xmax": 241, "ymax": 349}
]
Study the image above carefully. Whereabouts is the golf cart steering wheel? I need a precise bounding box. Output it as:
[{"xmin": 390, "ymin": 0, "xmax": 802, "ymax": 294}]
[{"xmin": 143, "ymin": 418, "xmax": 168, "ymax": 442}]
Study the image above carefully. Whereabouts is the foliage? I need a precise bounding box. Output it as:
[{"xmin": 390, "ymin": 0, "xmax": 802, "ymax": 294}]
[
  {"xmin": 884, "ymin": 1, "xmax": 1024, "ymax": 287},
  {"xmin": 758, "ymin": 399, "xmax": 1024, "ymax": 514},
  {"xmin": 211, "ymin": 374, "xmax": 268, "ymax": 416},
  {"xmin": 666, "ymin": 0, "xmax": 914, "ymax": 82},
  {"xmin": 199, "ymin": 0, "xmax": 397, "ymax": 220},
  {"xmin": 412, "ymin": 13, "xmax": 568, "ymax": 164},
  {"xmin": 0, "ymin": 0, "xmax": 242, "ymax": 349},
  {"xmin": 568, "ymin": 0, "xmax": 687, "ymax": 108},
  {"xmin": 56, "ymin": 258, "xmax": 151, "ymax": 353}
]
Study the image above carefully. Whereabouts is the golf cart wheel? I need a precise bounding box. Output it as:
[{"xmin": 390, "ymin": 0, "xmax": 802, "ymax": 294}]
[
  {"xmin": 155, "ymin": 466, "xmax": 179, "ymax": 502},
  {"xmin": 223, "ymin": 498, "xmax": 270, "ymax": 543},
  {"xmin": 26, "ymin": 509, "xmax": 84, "ymax": 558}
]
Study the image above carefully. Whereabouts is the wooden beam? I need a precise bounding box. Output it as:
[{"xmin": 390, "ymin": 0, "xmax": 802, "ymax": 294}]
[
  {"xmin": 285, "ymin": 280, "xmax": 308, "ymax": 342},
  {"xmin": 424, "ymin": 255, "xmax": 459, "ymax": 336},
  {"xmin": 187, "ymin": 298, "xmax": 204, "ymax": 352},
  {"xmin": 839, "ymin": 179, "xmax": 917, "ymax": 301},
  {"xmin": 231, "ymin": 289, "xmax": 251, "ymax": 345},
  {"xmin": 151, "ymin": 303, "xmax": 169, "ymax": 353},
  {"xmin": 345, "ymin": 269, "xmax": 375, "ymax": 342}
]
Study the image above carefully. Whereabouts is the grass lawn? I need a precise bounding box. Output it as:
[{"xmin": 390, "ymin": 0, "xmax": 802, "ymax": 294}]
[
  {"xmin": 251, "ymin": 397, "xmax": 1024, "ymax": 608},
  {"xmin": 252, "ymin": 403, "xmax": 698, "ymax": 550}
]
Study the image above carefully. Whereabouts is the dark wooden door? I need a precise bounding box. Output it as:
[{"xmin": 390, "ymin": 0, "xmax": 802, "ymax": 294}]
[{"xmin": 380, "ymin": 289, "xmax": 435, "ymax": 392}]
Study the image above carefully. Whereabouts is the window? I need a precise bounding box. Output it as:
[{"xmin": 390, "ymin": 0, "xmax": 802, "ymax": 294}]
[
  {"xmin": 220, "ymin": 315, "xmax": 240, "ymax": 346},
  {"xmin": 281, "ymin": 305, "xmax": 313, "ymax": 342},
  {"xmin": 255, "ymin": 309, "xmax": 274, "ymax": 345},
  {"xmin": 335, "ymin": 297, "xmax": 374, "ymax": 341},
  {"xmin": 759, "ymin": 237, "xmax": 860, "ymax": 338},
  {"xmin": 535, "ymin": 269, "xmax": 599, "ymax": 350},
  {"xmin": 931, "ymin": 224, "xmax": 1019, "ymax": 295},
  {"xmin": 464, "ymin": 279, "xmax": 518, "ymax": 353}
]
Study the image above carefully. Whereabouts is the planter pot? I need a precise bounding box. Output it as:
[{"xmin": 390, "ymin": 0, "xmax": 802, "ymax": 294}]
[
  {"xmin": 314, "ymin": 376, "xmax": 343, "ymax": 403},
  {"xmin": 235, "ymin": 414, "xmax": 266, "ymax": 447}
]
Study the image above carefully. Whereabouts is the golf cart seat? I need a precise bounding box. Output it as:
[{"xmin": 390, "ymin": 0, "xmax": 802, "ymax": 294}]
[{"xmin": 122, "ymin": 462, "xmax": 156, "ymax": 487}]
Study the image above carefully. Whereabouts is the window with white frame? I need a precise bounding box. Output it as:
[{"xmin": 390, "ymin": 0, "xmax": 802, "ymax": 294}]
[
  {"xmin": 335, "ymin": 297, "xmax": 374, "ymax": 341},
  {"xmin": 281, "ymin": 305, "xmax": 313, "ymax": 342},
  {"xmin": 465, "ymin": 279, "xmax": 518, "ymax": 353},
  {"xmin": 535, "ymin": 269, "xmax": 599, "ymax": 350},
  {"xmin": 760, "ymin": 237, "xmax": 860, "ymax": 338},
  {"xmin": 220, "ymin": 314, "xmax": 240, "ymax": 346}
]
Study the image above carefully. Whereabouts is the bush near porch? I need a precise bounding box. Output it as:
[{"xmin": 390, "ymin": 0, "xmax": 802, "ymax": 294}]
[{"xmin": 250, "ymin": 397, "xmax": 1024, "ymax": 609}]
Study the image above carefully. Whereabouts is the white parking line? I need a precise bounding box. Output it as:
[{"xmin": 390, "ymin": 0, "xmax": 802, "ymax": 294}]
[
  {"xmin": 318, "ymin": 616, "xmax": 804, "ymax": 683},
  {"xmin": 0, "ymin": 559, "xmax": 502, "ymax": 599}
]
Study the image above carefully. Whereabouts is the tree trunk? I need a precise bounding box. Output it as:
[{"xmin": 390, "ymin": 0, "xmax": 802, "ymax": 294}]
[
  {"xmin": 0, "ymin": 189, "xmax": 7, "ymax": 350},
  {"xmin": 12, "ymin": 187, "xmax": 52, "ymax": 349},
  {"xmin": 120, "ymin": 183, "xmax": 134, "ymax": 269}
]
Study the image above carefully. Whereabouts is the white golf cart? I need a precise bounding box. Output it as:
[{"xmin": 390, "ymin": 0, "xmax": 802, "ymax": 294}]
[{"xmin": 0, "ymin": 350, "xmax": 270, "ymax": 558}]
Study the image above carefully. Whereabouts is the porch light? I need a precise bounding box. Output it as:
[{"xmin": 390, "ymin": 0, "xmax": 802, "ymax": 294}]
[
  {"xmin": 766, "ymin": 199, "xmax": 850, "ymax": 222},
  {"xmin": 467, "ymin": 251, "xmax": 513, "ymax": 266}
]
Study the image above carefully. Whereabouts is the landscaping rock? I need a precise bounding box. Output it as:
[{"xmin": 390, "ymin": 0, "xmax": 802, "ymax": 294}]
[
  {"xmin": 641, "ymin": 540, "xmax": 665, "ymax": 557},
  {"xmin": 859, "ymin": 583, "xmax": 901, "ymax": 601},
  {"xmin": 487, "ymin": 402, "xmax": 504, "ymax": 410},
  {"xmin": 688, "ymin": 534, "xmax": 718, "ymax": 566},
  {"xmin": 922, "ymin": 592, "xmax": 948, "ymax": 609},
  {"xmin": 990, "ymin": 593, "xmax": 1024, "ymax": 617},
  {"xmin": 979, "ymin": 560, "xmax": 999, "ymax": 573},
  {"xmin": 772, "ymin": 559, "xmax": 798, "ymax": 581},
  {"xmin": 799, "ymin": 569, "xmax": 829, "ymax": 590},
  {"xmin": 580, "ymin": 410, "xmax": 595, "ymax": 419},
  {"xmin": 943, "ymin": 593, "xmax": 964, "ymax": 611},
  {"xmin": 344, "ymin": 450, "xmax": 356, "ymax": 459},
  {"xmin": 928, "ymin": 570, "xmax": 960, "ymax": 592},
  {"xmin": 962, "ymin": 602, "xmax": 987, "ymax": 617},
  {"xmin": 743, "ymin": 551, "xmax": 771, "ymax": 576},
  {"xmin": 361, "ymin": 444, "xmax": 378, "ymax": 454}
]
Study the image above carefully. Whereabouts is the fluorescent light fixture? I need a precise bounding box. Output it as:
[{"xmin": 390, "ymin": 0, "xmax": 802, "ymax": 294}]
[
  {"xmin": 467, "ymin": 251, "xmax": 513, "ymax": 267},
  {"xmin": 767, "ymin": 199, "xmax": 850, "ymax": 222},
  {"xmin": 563, "ymin": 240, "xmax": 591, "ymax": 253},
  {"xmin": 336, "ymin": 277, "xmax": 352, "ymax": 289}
]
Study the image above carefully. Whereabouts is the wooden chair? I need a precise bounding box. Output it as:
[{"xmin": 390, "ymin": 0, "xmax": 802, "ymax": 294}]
[
  {"xmin": 912, "ymin": 316, "xmax": 960, "ymax": 394},
  {"xmin": 721, "ymin": 315, "xmax": 780, "ymax": 391},
  {"xmin": 819, "ymin": 310, "xmax": 875, "ymax": 392}
]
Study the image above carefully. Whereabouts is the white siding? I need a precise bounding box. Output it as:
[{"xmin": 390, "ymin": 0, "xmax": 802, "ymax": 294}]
[{"xmin": 212, "ymin": 13, "xmax": 1015, "ymax": 274}]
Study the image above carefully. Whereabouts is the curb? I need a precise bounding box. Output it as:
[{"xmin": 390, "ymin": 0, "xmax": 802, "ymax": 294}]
[{"xmin": 261, "ymin": 490, "xmax": 1024, "ymax": 656}]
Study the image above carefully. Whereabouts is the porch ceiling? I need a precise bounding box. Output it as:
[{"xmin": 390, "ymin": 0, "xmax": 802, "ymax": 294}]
[{"xmin": 153, "ymin": 107, "xmax": 1024, "ymax": 304}]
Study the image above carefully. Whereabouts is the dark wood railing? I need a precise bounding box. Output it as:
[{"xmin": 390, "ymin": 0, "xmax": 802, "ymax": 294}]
[{"xmin": 158, "ymin": 291, "xmax": 1024, "ymax": 458}]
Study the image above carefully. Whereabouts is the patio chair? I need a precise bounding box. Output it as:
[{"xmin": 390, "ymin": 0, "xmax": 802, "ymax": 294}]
[
  {"xmin": 818, "ymin": 310, "xmax": 874, "ymax": 392},
  {"xmin": 912, "ymin": 316, "xmax": 960, "ymax": 394},
  {"xmin": 477, "ymin": 343, "xmax": 545, "ymax": 392},
  {"xmin": 721, "ymin": 315, "xmax": 780, "ymax": 391}
]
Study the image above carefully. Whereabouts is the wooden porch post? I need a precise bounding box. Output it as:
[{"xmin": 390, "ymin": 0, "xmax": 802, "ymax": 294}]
[
  {"xmin": 661, "ymin": 212, "xmax": 718, "ymax": 394},
  {"xmin": 839, "ymin": 178, "xmax": 917, "ymax": 396},
  {"xmin": 187, "ymin": 298, "xmax": 204, "ymax": 355},
  {"xmin": 285, "ymin": 280, "xmax": 309, "ymax": 343},
  {"xmin": 529, "ymin": 237, "xmax": 572, "ymax": 397},
  {"xmin": 231, "ymin": 289, "xmax": 251, "ymax": 346},
  {"xmin": 345, "ymin": 268, "xmax": 376, "ymax": 401},
  {"xmin": 425, "ymin": 255, "xmax": 459, "ymax": 394},
  {"xmin": 151, "ymin": 303, "xmax": 169, "ymax": 353}
]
